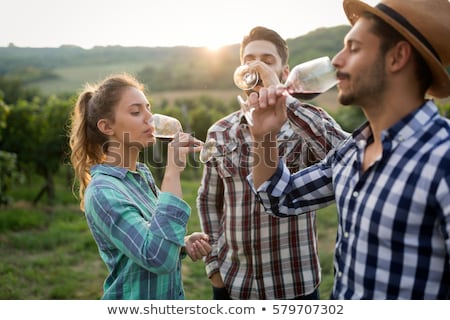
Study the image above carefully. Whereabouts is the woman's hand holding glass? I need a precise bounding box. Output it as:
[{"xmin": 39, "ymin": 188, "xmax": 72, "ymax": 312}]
[
  {"xmin": 150, "ymin": 113, "xmax": 218, "ymax": 164},
  {"xmin": 166, "ymin": 132, "xmax": 203, "ymax": 172}
]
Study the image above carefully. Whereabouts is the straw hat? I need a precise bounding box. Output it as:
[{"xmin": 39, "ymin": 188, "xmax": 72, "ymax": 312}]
[{"xmin": 342, "ymin": 0, "xmax": 450, "ymax": 98}]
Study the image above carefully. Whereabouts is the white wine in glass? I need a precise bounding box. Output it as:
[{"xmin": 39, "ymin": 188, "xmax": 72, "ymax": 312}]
[
  {"xmin": 233, "ymin": 56, "xmax": 338, "ymax": 126},
  {"xmin": 150, "ymin": 114, "xmax": 217, "ymax": 163}
]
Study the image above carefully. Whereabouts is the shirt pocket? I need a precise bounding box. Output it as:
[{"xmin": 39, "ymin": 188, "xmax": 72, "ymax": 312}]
[{"xmin": 217, "ymin": 142, "xmax": 239, "ymax": 179}]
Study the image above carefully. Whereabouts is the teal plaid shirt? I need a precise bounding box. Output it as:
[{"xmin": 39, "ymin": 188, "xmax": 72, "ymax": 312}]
[{"xmin": 84, "ymin": 163, "xmax": 190, "ymax": 299}]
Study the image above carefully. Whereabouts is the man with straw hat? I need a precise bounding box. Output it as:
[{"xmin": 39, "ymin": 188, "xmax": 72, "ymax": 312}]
[{"xmin": 247, "ymin": 0, "xmax": 450, "ymax": 299}]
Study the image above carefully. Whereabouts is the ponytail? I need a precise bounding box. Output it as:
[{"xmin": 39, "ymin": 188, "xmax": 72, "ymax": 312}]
[{"xmin": 70, "ymin": 89, "xmax": 103, "ymax": 210}]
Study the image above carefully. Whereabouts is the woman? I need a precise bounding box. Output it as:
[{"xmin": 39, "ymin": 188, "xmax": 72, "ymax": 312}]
[{"xmin": 69, "ymin": 73, "xmax": 210, "ymax": 299}]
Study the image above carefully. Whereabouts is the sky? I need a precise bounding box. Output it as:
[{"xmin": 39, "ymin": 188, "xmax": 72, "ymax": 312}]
[{"xmin": 2, "ymin": 0, "xmax": 379, "ymax": 49}]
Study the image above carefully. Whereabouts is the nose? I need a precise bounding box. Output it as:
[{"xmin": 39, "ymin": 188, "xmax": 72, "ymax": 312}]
[
  {"xmin": 145, "ymin": 108, "xmax": 153, "ymax": 124},
  {"xmin": 331, "ymin": 49, "xmax": 344, "ymax": 69}
]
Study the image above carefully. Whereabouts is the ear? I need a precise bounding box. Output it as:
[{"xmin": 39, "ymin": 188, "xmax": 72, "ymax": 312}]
[
  {"xmin": 388, "ymin": 40, "xmax": 412, "ymax": 73},
  {"xmin": 281, "ymin": 65, "xmax": 290, "ymax": 83},
  {"xmin": 97, "ymin": 119, "xmax": 114, "ymax": 136}
]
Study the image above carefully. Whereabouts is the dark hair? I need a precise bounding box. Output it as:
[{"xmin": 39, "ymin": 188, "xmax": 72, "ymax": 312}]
[
  {"xmin": 240, "ymin": 26, "xmax": 289, "ymax": 65},
  {"xmin": 362, "ymin": 12, "xmax": 432, "ymax": 94}
]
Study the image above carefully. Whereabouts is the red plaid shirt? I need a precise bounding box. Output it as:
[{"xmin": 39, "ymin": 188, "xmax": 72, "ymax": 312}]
[{"xmin": 197, "ymin": 97, "xmax": 348, "ymax": 299}]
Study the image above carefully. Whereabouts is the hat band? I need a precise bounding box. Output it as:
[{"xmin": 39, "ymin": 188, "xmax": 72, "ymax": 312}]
[{"xmin": 376, "ymin": 3, "xmax": 441, "ymax": 62}]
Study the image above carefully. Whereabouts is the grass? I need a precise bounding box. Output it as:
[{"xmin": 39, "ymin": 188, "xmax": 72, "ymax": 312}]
[
  {"xmin": 0, "ymin": 168, "xmax": 336, "ymax": 300},
  {"xmin": 0, "ymin": 204, "xmax": 106, "ymax": 299}
]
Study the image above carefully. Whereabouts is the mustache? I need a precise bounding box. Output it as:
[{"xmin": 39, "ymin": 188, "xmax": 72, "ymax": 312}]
[{"xmin": 336, "ymin": 71, "xmax": 350, "ymax": 80}]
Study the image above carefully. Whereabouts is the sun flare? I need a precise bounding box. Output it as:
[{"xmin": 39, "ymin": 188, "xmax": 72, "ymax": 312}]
[{"xmin": 204, "ymin": 39, "xmax": 228, "ymax": 52}]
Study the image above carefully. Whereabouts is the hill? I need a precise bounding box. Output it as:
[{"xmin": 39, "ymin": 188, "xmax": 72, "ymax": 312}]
[{"xmin": 0, "ymin": 26, "xmax": 351, "ymax": 95}]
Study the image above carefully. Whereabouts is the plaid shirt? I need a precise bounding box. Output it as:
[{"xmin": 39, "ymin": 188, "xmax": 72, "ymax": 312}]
[
  {"xmin": 250, "ymin": 100, "xmax": 450, "ymax": 299},
  {"xmin": 197, "ymin": 97, "xmax": 348, "ymax": 299},
  {"xmin": 84, "ymin": 163, "xmax": 190, "ymax": 299}
]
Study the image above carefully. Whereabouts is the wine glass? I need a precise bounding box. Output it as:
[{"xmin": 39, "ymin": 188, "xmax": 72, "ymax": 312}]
[
  {"xmin": 151, "ymin": 114, "xmax": 183, "ymax": 142},
  {"xmin": 199, "ymin": 138, "xmax": 218, "ymax": 163},
  {"xmin": 284, "ymin": 56, "xmax": 337, "ymax": 100},
  {"xmin": 150, "ymin": 114, "xmax": 217, "ymax": 163},
  {"xmin": 233, "ymin": 56, "xmax": 338, "ymax": 126},
  {"xmin": 233, "ymin": 64, "xmax": 261, "ymax": 91},
  {"xmin": 237, "ymin": 95, "xmax": 254, "ymax": 126}
]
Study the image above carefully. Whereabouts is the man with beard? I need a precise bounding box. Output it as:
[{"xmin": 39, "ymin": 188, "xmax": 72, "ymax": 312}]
[
  {"xmin": 247, "ymin": 0, "xmax": 450, "ymax": 299},
  {"xmin": 197, "ymin": 26, "xmax": 348, "ymax": 300}
]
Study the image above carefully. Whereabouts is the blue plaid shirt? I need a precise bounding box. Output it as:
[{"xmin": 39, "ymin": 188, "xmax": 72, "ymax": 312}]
[
  {"xmin": 84, "ymin": 163, "xmax": 190, "ymax": 299},
  {"xmin": 249, "ymin": 100, "xmax": 450, "ymax": 299},
  {"xmin": 198, "ymin": 97, "xmax": 348, "ymax": 299}
]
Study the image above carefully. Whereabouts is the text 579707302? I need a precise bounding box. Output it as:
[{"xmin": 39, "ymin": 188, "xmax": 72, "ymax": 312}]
[{"xmin": 270, "ymin": 304, "xmax": 344, "ymax": 315}]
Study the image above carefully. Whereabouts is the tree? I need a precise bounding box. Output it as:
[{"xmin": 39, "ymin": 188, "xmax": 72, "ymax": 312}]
[
  {"xmin": 1, "ymin": 95, "xmax": 73, "ymax": 205},
  {"xmin": 0, "ymin": 95, "xmax": 22, "ymax": 206}
]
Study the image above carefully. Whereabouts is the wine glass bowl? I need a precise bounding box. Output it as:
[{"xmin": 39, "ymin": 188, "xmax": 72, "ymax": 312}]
[
  {"xmin": 150, "ymin": 113, "xmax": 217, "ymax": 163},
  {"xmin": 150, "ymin": 114, "xmax": 183, "ymax": 141},
  {"xmin": 233, "ymin": 65, "xmax": 260, "ymax": 91},
  {"xmin": 285, "ymin": 56, "xmax": 337, "ymax": 100},
  {"xmin": 199, "ymin": 138, "xmax": 218, "ymax": 163}
]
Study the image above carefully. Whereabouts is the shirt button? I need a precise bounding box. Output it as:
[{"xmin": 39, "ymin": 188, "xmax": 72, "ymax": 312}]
[
  {"xmin": 338, "ymin": 271, "xmax": 343, "ymax": 277},
  {"xmin": 344, "ymin": 232, "xmax": 349, "ymax": 238},
  {"xmin": 353, "ymin": 191, "xmax": 359, "ymax": 197}
]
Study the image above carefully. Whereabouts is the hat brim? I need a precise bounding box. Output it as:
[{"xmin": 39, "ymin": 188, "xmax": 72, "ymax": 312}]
[{"xmin": 343, "ymin": 0, "xmax": 450, "ymax": 98}]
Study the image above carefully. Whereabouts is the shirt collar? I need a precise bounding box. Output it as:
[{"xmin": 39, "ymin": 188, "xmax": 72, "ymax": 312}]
[
  {"xmin": 351, "ymin": 100, "xmax": 439, "ymax": 145},
  {"xmin": 351, "ymin": 121, "xmax": 371, "ymax": 144},
  {"xmin": 91, "ymin": 162, "xmax": 147, "ymax": 180},
  {"xmin": 384, "ymin": 100, "xmax": 438, "ymax": 143}
]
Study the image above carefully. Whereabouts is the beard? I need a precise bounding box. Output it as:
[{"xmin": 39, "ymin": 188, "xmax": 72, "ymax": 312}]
[{"xmin": 338, "ymin": 56, "xmax": 387, "ymax": 106}]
